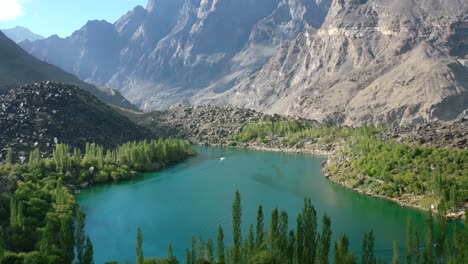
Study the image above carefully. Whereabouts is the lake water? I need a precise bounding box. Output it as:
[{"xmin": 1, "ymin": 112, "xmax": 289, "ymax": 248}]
[{"xmin": 77, "ymin": 147, "xmax": 429, "ymax": 263}]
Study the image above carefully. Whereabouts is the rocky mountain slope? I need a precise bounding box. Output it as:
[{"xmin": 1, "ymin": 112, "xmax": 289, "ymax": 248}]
[
  {"xmin": 1, "ymin": 26, "xmax": 44, "ymax": 43},
  {"xmin": 21, "ymin": 0, "xmax": 467, "ymax": 125},
  {"xmin": 0, "ymin": 31, "xmax": 136, "ymax": 109},
  {"xmin": 0, "ymin": 82, "xmax": 153, "ymax": 160},
  {"xmin": 20, "ymin": 0, "xmax": 332, "ymax": 109},
  {"xmin": 217, "ymin": 0, "xmax": 468, "ymax": 125}
]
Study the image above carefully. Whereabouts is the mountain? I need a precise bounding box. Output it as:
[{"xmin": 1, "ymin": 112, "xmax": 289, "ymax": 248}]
[
  {"xmin": 0, "ymin": 31, "xmax": 136, "ymax": 109},
  {"xmin": 20, "ymin": 0, "xmax": 332, "ymax": 109},
  {"xmin": 0, "ymin": 81, "xmax": 154, "ymax": 158},
  {"xmin": 20, "ymin": 0, "xmax": 467, "ymax": 125},
  {"xmin": 1, "ymin": 26, "xmax": 44, "ymax": 43},
  {"xmin": 220, "ymin": 0, "xmax": 468, "ymax": 125}
]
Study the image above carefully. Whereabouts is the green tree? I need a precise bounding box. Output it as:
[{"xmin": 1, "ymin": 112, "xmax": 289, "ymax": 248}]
[
  {"xmin": 232, "ymin": 191, "xmax": 242, "ymax": 264},
  {"xmin": 318, "ymin": 214, "xmax": 332, "ymax": 264},
  {"xmin": 76, "ymin": 210, "xmax": 86, "ymax": 264},
  {"xmin": 303, "ymin": 199, "xmax": 318, "ymax": 264},
  {"xmin": 40, "ymin": 220, "xmax": 54, "ymax": 256},
  {"xmin": 392, "ymin": 240, "xmax": 399, "ymax": 264},
  {"xmin": 206, "ymin": 239, "xmax": 214, "ymax": 264},
  {"xmin": 295, "ymin": 213, "xmax": 304, "ymax": 264},
  {"xmin": 167, "ymin": 243, "xmax": 179, "ymax": 264},
  {"xmin": 362, "ymin": 230, "xmax": 376, "ymax": 264},
  {"xmin": 247, "ymin": 225, "xmax": 254, "ymax": 259},
  {"xmin": 406, "ymin": 218, "xmax": 413, "ymax": 264},
  {"xmin": 10, "ymin": 197, "xmax": 17, "ymax": 228},
  {"xmin": 270, "ymin": 208, "xmax": 279, "ymax": 262},
  {"xmin": 422, "ymin": 213, "xmax": 435, "ymax": 264},
  {"xmin": 217, "ymin": 226, "xmax": 225, "ymax": 264},
  {"xmin": 137, "ymin": 227, "xmax": 144, "ymax": 264},
  {"xmin": 0, "ymin": 227, "xmax": 5, "ymax": 262},
  {"xmin": 256, "ymin": 206, "xmax": 265, "ymax": 249},
  {"xmin": 334, "ymin": 235, "xmax": 357, "ymax": 264},
  {"xmin": 60, "ymin": 216, "xmax": 74, "ymax": 264},
  {"xmin": 278, "ymin": 210, "xmax": 289, "ymax": 262},
  {"xmin": 83, "ymin": 236, "xmax": 94, "ymax": 264}
]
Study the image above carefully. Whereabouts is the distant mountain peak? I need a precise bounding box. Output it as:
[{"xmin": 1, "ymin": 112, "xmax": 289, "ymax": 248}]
[{"xmin": 1, "ymin": 26, "xmax": 44, "ymax": 43}]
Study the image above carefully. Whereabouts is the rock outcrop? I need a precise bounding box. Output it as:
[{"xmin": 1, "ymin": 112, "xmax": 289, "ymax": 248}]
[
  {"xmin": 0, "ymin": 82, "xmax": 154, "ymax": 160},
  {"xmin": 383, "ymin": 120, "xmax": 468, "ymax": 150}
]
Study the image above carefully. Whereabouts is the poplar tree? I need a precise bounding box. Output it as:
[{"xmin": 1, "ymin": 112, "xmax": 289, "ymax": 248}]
[
  {"xmin": 247, "ymin": 225, "xmax": 255, "ymax": 258},
  {"xmin": 167, "ymin": 243, "xmax": 179, "ymax": 264},
  {"xmin": 84, "ymin": 236, "xmax": 94, "ymax": 264},
  {"xmin": 270, "ymin": 208, "xmax": 279, "ymax": 261},
  {"xmin": 287, "ymin": 230, "xmax": 296, "ymax": 264},
  {"xmin": 422, "ymin": 213, "xmax": 435, "ymax": 264},
  {"xmin": 207, "ymin": 239, "xmax": 214, "ymax": 264},
  {"xmin": 318, "ymin": 215, "xmax": 332, "ymax": 264},
  {"xmin": 295, "ymin": 213, "xmax": 304, "ymax": 264},
  {"xmin": 40, "ymin": 220, "xmax": 54, "ymax": 256},
  {"xmin": 392, "ymin": 240, "xmax": 399, "ymax": 264},
  {"xmin": 334, "ymin": 235, "xmax": 357, "ymax": 264},
  {"xmin": 217, "ymin": 226, "xmax": 225, "ymax": 264},
  {"xmin": 0, "ymin": 227, "xmax": 5, "ymax": 262},
  {"xmin": 279, "ymin": 210, "xmax": 289, "ymax": 262},
  {"xmin": 61, "ymin": 216, "xmax": 74, "ymax": 264},
  {"xmin": 303, "ymin": 199, "xmax": 318, "ymax": 264},
  {"xmin": 137, "ymin": 227, "xmax": 144, "ymax": 264},
  {"xmin": 232, "ymin": 191, "xmax": 242, "ymax": 264},
  {"xmin": 76, "ymin": 210, "xmax": 86, "ymax": 264},
  {"xmin": 10, "ymin": 197, "xmax": 17, "ymax": 228},
  {"xmin": 362, "ymin": 230, "xmax": 376, "ymax": 264},
  {"xmin": 190, "ymin": 235, "xmax": 196, "ymax": 264},
  {"xmin": 406, "ymin": 218, "xmax": 413, "ymax": 264},
  {"xmin": 256, "ymin": 206, "xmax": 265, "ymax": 249}
]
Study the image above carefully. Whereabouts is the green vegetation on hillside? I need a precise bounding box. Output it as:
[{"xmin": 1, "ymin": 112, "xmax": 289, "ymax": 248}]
[
  {"xmin": 129, "ymin": 192, "xmax": 468, "ymax": 264},
  {"xmin": 234, "ymin": 121, "xmax": 468, "ymax": 211},
  {"xmin": 0, "ymin": 139, "xmax": 195, "ymax": 263}
]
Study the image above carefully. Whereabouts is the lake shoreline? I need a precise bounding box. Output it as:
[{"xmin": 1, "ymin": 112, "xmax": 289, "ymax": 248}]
[{"xmin": 202, "ymin": 142, "xmax": 464, "ymax": 220}]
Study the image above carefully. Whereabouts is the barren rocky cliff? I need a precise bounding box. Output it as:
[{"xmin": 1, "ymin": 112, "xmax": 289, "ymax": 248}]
[{"xmin": 20, "ymin": 0, "xmax": 468, "ymax": 125}]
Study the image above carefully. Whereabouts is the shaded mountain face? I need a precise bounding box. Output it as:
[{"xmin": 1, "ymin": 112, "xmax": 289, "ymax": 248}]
[
  {"xmin": 20, "ymin": 0, "xmax": 467, "ymax": 125},
  {"xmin": 20, "ymin": 0, "xmax": 332, "ymax": 109},
  {"xmin": 0, "ymin": 31, "xmax": 136, "ymax": 109},
  {"xmin": 1, "ymin": 26, "xmax": 44, "ymax": 43},
  {"xmin": 0, "ymin": 82, "xmax": 154, "ymax": 158}
]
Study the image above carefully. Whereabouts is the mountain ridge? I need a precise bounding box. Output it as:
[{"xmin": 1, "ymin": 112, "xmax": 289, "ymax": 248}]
[
  {"xmin": 1, "ymin": 26, "xmax": 44, "ymax": 43},
  {"xmin": 0, "ymin": 31, "xmax": 137, "ymax": 109},
  {"xmin": 20, "ymin": 0, "xmax": 468, "ymax": 125}
]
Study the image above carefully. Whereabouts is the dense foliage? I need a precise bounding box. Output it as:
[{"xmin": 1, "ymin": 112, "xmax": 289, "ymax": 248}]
[
  {"xmin": 0, "ymin": 139, "xmax": 195, "ymax": 263},
  {"xmin": 235, "ymin": 120, "xmax": 468, "ymax": 211},
  {"xmin": 130, "ymin": 192, "xmax": 468, "ymax": 264}
]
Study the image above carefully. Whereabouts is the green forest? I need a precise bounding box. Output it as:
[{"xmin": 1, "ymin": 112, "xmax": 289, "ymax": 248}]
[
  {"xmin": 0, "ymin": 139, "xmax": 195, "ymax": 263},
  {"xmin": 234, "ymin": 121, "xmax": 468, "ymax": 211},
  {"xmin": 127, "ymin": 191, "xmax": 468, "ymax": 264}
]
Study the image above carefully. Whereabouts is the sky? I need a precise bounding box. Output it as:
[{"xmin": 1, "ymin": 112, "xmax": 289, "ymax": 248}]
[{"xmin": 0, "ymin": 0, "xmax": 148, "ymax": 38}]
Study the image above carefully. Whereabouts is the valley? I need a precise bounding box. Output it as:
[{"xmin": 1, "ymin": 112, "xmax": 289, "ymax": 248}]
[{"xmin": 0, "ymin": 0, "xmax": 467, "ymax": 263}]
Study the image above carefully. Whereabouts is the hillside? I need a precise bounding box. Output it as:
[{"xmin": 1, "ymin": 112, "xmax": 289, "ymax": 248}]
[
  {"xmin": 0, "ymin": 31, "xmax": 136, "ymax": 109},
  {"xmin": 0, "ymin": 82, "xmax": 153, "ymax": 159}
]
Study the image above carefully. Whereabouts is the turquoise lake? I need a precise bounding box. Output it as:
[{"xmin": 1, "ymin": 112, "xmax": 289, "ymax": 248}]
[{"xmin": 77, "ymin": 147, "xmax": 429, "ymax": 263}]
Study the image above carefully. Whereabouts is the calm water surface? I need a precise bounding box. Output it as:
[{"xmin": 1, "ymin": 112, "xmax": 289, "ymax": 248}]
[{"xmin": 77, "ymin": 147, "xmax": 429, "ymax": 263}]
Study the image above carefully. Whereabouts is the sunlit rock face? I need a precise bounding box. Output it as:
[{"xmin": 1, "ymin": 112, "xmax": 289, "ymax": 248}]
[{"xmin": 20, "ymin": 0, "xmax": 467, "ymax": 125}]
